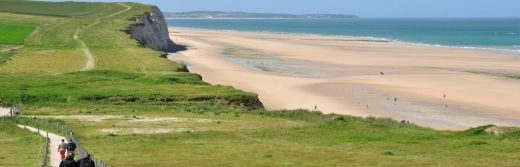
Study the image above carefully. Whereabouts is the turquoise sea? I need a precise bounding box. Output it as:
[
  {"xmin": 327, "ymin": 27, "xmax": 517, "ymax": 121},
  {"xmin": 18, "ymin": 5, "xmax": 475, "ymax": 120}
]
[{"xmin": 167, "ymin": 18, "xmax": 520, "ymax": 54}]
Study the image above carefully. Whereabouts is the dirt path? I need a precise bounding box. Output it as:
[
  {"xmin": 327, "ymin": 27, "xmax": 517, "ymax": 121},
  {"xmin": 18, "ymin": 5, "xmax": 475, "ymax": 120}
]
[
  {"xmin": 17, "ymin": 125, "xmax": 65, "ymax": 167},
  {"xmin": 0, "ymin": 45, "xmax": 24, "ymax": 52},
  {"xmin": 0, "ymin": 108, "xmax": 64, "ymax": 167},
  {"xmin": 0, "ymin": 107, "xmax": 10, "ymax": 116},
  {"xmin": 74, "ymin": 3, "xmax": 132, "ymax": 71}
]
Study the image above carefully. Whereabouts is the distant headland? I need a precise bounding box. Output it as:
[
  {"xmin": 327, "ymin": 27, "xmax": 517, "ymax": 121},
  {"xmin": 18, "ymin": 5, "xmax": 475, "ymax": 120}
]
[{"xmin": 165, "ymin": 11, "xmax": 358, "ymax": 19}]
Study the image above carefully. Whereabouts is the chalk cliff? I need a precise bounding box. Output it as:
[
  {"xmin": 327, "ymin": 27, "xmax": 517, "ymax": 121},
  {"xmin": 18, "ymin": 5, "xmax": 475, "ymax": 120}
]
[{"xmin": 127, "ymin": 6, "xmax": 184, "ymax": 52}]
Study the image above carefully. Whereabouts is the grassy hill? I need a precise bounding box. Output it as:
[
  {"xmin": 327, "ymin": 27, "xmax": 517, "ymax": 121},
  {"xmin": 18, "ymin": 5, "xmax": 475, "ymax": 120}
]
[{"xmin": 0, "ymin": 1, "xmax": 519, "ymax": 167}]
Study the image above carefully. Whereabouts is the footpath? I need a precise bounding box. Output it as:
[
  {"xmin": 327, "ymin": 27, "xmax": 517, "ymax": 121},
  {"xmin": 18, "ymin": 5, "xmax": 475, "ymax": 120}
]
[
  {"xmin": 17, "ymin": 125, "xmax": 65, "ymax": 167},
  {"xmin": 1, "ymin": 107, "xmax": 64, "ymax": 167}
]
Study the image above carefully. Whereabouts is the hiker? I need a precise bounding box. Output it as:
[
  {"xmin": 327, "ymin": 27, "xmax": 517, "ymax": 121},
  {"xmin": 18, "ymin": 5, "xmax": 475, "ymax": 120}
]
[
  {"xmin": 60, "ymin": 152, "xmax": 79, "ymax": 167},
  {"xmin": 78, "ymin": 154, "xmax": 95, "ymax": 167},
  {"xmin": 58, "ymin": 139, "xmax": 67, "ymax": 160},
  {"xmin": 66, "ymin": 139, "xmax": 77, "ymax": 154}
]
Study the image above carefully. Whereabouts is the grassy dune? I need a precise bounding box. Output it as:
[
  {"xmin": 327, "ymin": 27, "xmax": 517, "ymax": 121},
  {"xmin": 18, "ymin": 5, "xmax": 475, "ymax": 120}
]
[
  {"xmin": 0, "ymin": 121, "xmax": 45, "ymax": 167},
  {"xmin": 0, "ymin": 1, "xmax": 519, "ymax": 167}
]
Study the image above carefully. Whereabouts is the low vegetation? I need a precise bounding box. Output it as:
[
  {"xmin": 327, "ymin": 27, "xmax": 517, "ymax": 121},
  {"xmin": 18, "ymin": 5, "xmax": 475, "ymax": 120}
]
[
  {"xmin": 0, "ymin": 1, "xmax": 104, "ymax": 17},
  {"xmin": 0, "ymin": 23, "xmax": 36, "ymax": 44},
  {"xmin": 0, "ymin": 70, "xmax": 261, "ymax": 107},
  {"xmin": 23, "ymin": 106, "xmax": 520, "ymax": 166},
  {"xmin": 0, "ymin": 121, "xmax": 45, "ymax": 167}
]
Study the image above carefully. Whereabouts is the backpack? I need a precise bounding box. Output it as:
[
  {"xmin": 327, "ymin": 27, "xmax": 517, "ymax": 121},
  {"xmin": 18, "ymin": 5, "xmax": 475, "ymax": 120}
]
[
  {"xmin": 79, "ymin": 158, "xmax": 95, "ymax": 167},
  {"xmin": 66, "ymin": 142, "xmax": 77, "ymax": 150}
]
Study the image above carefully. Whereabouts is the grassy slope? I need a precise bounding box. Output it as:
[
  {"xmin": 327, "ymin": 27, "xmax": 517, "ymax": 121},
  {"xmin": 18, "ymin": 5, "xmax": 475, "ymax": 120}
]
[
  {"xmin": 0, "ymin": 1, "xmax": 519, "ymax": 167},
  {"xmin": 25, "ymin": 106, "xmax": 520, "ymax": 166},
  {"xmin": 0, "ymin": 1, "xmax": 103, "ymax": 17},
  {"xmin": 0, "ymin": 121, "xmax": 45, "ymax": 167},
  {"xmin": 0, "ymin": 2, "xmax": 119, "ymax": 74},
  {"xmin": 0, "ymin": 70, "xmax": 259, "ymax": 106},
  {"xmin": 0, "ymin": 24, "xmax": 36, "ymax": 44}
]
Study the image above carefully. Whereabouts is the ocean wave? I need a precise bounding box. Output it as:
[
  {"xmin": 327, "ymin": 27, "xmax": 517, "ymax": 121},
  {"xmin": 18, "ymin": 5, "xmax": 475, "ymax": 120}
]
[
  {"xmin": 393, "ymin": 41, "xmax": 520, "ymax": 55},
  {"xmin": 169, "ymin": 26, "xmax": 520, "ymax": 56}
]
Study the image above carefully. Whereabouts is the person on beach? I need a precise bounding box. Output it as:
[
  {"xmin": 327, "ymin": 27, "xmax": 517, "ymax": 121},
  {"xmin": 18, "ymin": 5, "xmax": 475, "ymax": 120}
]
[
  {"xmin": 60, "ymin": 152, "xmax": 79, "ymax": 167},
  {"xmin": 78, "ymin": 154, "xmax": 95, "ymax": 167},
  {"xmin": 66, "ymin": 139, "xmax": 77, "ymax": 154},
  {"xmin": 58, "ymin": 139, "xmax": 67, "ymax": 160}
]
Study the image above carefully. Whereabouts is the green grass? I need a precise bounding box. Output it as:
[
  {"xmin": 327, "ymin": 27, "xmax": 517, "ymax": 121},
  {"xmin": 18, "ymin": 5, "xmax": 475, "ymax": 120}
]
[
  {"xmin": 0, "ymin": 50, "xmax": 16, "ymax": 66},
  {"xmin": 22, "ymin": 106, "xmax": 520, "ymax": 167},
  {"xmin": 0, "ymin": 23, "xmax": 36, "ymax": 44},
  {"xmin": 0, "ymin": 121, "xmax": 45, "ymax": 167},
  {"xmin": 0, "ymin": 1, "xmax": 104, "ymax": 17},
  {"xmin": 0, "ymin": 70, "xmax": 260, "ymax": 107}
]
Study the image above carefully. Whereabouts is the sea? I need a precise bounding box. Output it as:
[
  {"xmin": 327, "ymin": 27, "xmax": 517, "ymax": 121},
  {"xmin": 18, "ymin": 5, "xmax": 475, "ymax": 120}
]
[{"xmin": 167, "ymin": 18, "xmax": 520, "ymax": 54}]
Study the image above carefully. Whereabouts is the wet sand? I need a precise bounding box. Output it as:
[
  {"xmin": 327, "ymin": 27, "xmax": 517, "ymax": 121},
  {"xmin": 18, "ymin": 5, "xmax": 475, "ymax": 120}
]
[{"xmin": 169, "ymin": 28, "xmax": 520, "ymax": 130}]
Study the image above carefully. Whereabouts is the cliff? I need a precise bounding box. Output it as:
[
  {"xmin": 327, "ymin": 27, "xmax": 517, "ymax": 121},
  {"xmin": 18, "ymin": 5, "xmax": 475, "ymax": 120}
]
[{"xmin": 127, "ymin": 6, "xmax": 185, "ymax": 52}]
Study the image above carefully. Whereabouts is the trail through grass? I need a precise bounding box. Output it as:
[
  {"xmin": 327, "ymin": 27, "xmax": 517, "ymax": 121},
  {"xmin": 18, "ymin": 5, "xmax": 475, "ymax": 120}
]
[{"xmin": 0, "ymin": 121, "xmax": 45, "ymax": 167}]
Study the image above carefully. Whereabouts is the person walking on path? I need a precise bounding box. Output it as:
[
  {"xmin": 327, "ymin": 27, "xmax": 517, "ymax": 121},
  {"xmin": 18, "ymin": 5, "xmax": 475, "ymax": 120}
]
[
  {"xmin": 78, "ymin": 154, "xmax": 96, "ymax": 167},
  {"xmin": 58, "ymin": 139, "xmax": 68, "ymax": 160},
  {"xmin": 60, "ymin": 152, "xmax": 79, "ymax": 167},
  {"xmin": 66, "ymin": 139, "xmax": 77, "ymax": 154}
]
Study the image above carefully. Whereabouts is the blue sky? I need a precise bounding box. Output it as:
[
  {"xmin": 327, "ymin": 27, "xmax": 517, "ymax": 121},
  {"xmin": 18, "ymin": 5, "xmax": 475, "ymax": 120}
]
[{"xmin": 68, "ymin": 0, "xmax": 520, "ymax": 18}]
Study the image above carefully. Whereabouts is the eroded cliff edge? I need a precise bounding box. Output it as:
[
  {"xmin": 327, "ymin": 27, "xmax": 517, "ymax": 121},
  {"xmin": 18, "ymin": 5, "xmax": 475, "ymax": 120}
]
[{"xmin": 127, "ymin": 6, "xmax": 184, "ymax": 52}]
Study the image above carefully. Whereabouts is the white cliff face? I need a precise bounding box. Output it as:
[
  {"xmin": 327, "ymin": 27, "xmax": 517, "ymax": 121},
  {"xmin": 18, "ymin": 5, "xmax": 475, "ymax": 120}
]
[{"xmin": 128, "ymin": 6, "xmax": 182, "ymax": 52}]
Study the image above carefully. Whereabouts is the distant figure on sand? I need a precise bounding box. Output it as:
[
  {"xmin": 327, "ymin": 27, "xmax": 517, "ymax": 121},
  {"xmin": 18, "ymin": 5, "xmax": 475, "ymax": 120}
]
[
  {"xmin": 78, "ymin": 154, "xmax": 95, "ymax": 167},
  {"xmin": 394, "ymin": 97, "xmax": 397, "ymax": 104},
  {"xmin": 60, "ymin": 152, "xmax": 79, "ymax": 167},
  {"xmin": 380, "ymin": 72, "xmax": 385, "ymax": 75},
  {"xmin": 66, "ymin": 139, "xmax": 77, "ymax": 154},
  {"xmin": 58, "ymin": 139, "xmax": 67, "ymax": 160},
  {"xmin": 443, "ymin": 94, "xmax": 446, "ymax": 98},
  {"xmin": 314, "ymin": 105, "xmax": 317, "ymax": 110}
]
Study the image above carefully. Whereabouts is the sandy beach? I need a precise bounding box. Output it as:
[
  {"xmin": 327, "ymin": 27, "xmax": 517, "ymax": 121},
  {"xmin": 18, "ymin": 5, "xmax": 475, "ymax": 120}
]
[{"xmin": 169, "ymin": 28, "xmax": 520, "ymax": 130}]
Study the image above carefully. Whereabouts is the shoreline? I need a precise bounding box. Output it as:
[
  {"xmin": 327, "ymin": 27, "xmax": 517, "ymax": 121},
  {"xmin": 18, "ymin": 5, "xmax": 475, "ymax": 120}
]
[
  {"xmin": 169, "ymin": 28, "xmax": 520, "ymax": 130},
  {"xmin": 168, "ymin": 27, "xmax": 520, "ymax": 56}
]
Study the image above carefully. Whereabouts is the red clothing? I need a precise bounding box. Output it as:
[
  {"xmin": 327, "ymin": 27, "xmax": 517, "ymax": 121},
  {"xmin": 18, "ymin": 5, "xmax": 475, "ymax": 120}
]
[{"xmin": 59, "ymin": 150, "xmax": 66, "ymax": 160}]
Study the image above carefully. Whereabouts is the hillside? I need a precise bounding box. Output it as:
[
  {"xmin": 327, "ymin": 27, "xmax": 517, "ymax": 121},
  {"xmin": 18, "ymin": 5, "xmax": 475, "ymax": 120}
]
[
  {"xmin": 166, "ymin": 11, "xmax": 359, "ymax": 19},
  {"xmin": 0, "ymin": 1, "xmax": 520, "ymax": 167}
]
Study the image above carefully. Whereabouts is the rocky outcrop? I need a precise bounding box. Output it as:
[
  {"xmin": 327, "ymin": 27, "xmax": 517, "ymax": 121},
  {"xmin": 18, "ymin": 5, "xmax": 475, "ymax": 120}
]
[{"xmin": 127, "ymin": 6, "xmax": 185, "ymax": 52}]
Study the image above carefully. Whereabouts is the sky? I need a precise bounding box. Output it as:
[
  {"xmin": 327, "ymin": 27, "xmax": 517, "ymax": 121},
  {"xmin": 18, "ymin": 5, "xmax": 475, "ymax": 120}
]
[{"xmin": 66, "ymin": 0, "xmax": 520, "ymax": 18}]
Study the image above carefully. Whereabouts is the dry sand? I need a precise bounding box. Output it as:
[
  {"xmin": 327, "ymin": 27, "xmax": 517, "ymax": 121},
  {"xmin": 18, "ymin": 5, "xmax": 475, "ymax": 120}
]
[{"xmin": 169, "ymin": 28, "xmax": 520, "ymax": 130}]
